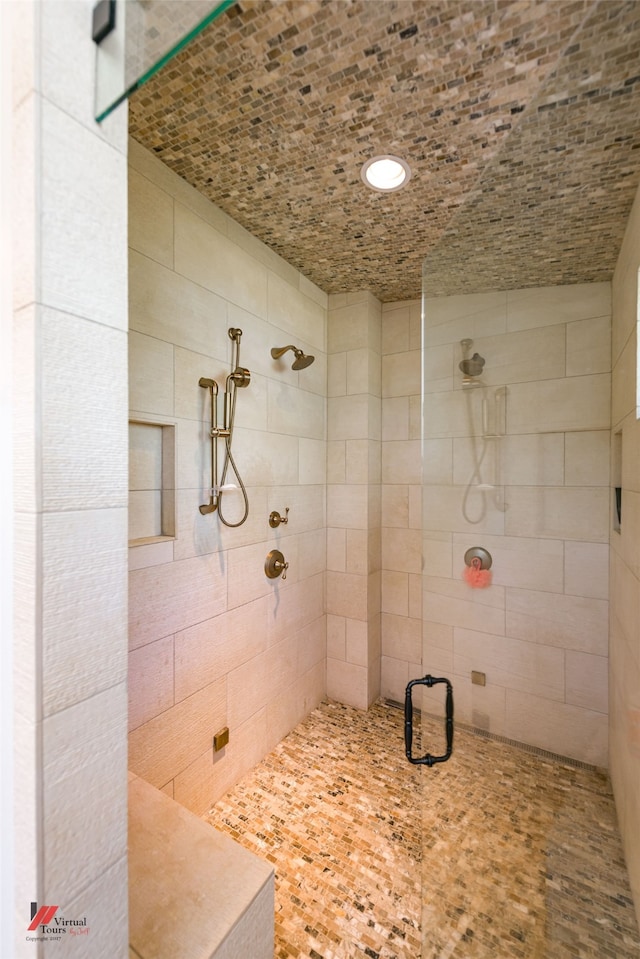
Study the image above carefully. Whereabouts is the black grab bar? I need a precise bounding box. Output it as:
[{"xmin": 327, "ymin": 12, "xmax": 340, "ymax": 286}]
[{"xmin": 404, "ymin": 675, "xmax": 454, "ymax": 766}]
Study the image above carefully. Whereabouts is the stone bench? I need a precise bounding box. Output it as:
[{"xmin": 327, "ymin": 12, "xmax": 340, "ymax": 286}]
[{"xmin": 128, "ymin": 773, "xmax": 274, "ymax": 959}]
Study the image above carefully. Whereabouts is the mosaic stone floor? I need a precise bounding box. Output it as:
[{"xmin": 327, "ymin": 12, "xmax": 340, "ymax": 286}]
[{"xmin": 206, "ymin": 701, "xmax": 640, "ymax": 959}]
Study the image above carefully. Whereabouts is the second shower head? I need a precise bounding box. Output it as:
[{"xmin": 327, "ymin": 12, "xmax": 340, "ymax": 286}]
[
  {"xmin": 271, "ymin": 344, "xmax": 315, "ymax": 371},
  {"xmin": 459, "ymin": 353, "xmax": 485, "ymax": 377},
  {"xmin": 458, "ymin": 338, "xmax": 485, "ymax": 379}
]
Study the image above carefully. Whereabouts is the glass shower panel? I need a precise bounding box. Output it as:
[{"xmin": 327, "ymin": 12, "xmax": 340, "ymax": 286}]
[
  {"xmin": 95, "ymin": 0, "xmax": 234, "ymax": 122},
  {"xmin": 419, "ymin": 279, "xmax": 511, "ymax": 959},
  {"xmin": 419, "ymin": 276, "xmax": 510, "ymax": 723},
  {"xmin": 419, "ymin": 258, "xmax": 613, "ymax": 956}
]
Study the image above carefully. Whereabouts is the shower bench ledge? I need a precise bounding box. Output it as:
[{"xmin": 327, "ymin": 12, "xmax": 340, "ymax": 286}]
[{"xmin": 128, "ymin": 772, "xmax": 274, "ymax": 959}]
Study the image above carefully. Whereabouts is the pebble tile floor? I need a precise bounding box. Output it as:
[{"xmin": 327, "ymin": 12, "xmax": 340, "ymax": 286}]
[{"xmin": 206, "ymin": 700, "xmax": 640, "ymax": 959}]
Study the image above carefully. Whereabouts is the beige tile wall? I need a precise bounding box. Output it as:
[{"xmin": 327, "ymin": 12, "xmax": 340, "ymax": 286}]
[
  {"xmin": 326, "ymin": 293, "xmax": 382, "ymax": 708},
  {"xmin": 11, "ymin": 2, "xmax": 130, "ymax": 956},
  {"xmin": 381, "ymin": 283, "xmax": 612, "ymax": 768},
  {"xmin": 128, "ymin": 141, "xmax": 327, "ymax": 814},
  {"xmin": 610, "ymin": 181, "xmax": 640, "ymax": 925}
]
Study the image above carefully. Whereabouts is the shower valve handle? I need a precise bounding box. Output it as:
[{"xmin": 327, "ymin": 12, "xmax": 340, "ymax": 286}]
[
  {"xmin": 265, "ymin": 549, "xmax": 289, "ymax": 581},
  {"xmin": 269, "ymin": 508, "xmax": 289, "ymax": 528}
]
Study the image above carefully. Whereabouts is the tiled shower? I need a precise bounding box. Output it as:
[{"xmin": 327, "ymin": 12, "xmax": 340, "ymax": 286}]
[
  {"xmin": 11, "ymin": 3, "xmax": 640, "ymax": 955},
  {"xmin": 131, "ymin": 133, "xmax": 611, "ymax": 789},
  {"xmin": 126, "ymin": 130, "xmax": 640, "ymax": 928},
  {"xmin": 420, "ymin": 284, "xmax": 612, "ymax": 766},
  {"xmin": 127, "ymin": 139, "xmax": 328, "ymax": 814}
]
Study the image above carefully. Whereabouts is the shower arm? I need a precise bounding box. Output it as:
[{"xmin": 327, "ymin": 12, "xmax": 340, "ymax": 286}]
[{"xmin": 198, "ymin": 377, "xmax": 230, "ymax": 515}]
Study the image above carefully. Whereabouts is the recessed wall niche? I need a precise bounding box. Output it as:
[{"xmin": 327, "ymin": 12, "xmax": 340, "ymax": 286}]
[{"xmin": 129, "ymin": 420, "xmax": 176, "ymax": 545}]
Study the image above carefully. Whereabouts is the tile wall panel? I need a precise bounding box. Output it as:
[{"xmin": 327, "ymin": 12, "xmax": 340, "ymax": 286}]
[
  {"xmin": 129, "ymin": 332, "xmax": 175, "ymax": 417},
  {"xmin": 41, "ymin": 307, "xmax": 128, "ymax": 511},
  {"xmin": 564, "ymin": 542, "xmax": 610, "ymax": 600},
  {"xmin": 175, "ymin": 204, "xmax": 268, "ymax": 318},
  {"xmin": 504, "ymin": 486, "xmax": 609, "ymax": 542},
  {"xmin": 129, "ymin": 250, "xmax": 230, "ymax": 357},
  {"xmin": 40, "ymin": 101, "xmax": 127, "ymax": 329},
  {"xmin": 128, "ymin": 637, "xmax": 175, "ymax": 731},
  {"xmin": 11, "ymin": 5, "xmax": 131, "ymax": 954},
  {"xmin": 128, "ymin": 167, "xmax": 174, "ymax": 269},
  {"xmin": 128, "ymin": 680, "xmax": 227, "ymax": 790},
  {"xmin": 43, "ymin": 684, "xmax": 128, "ymax": 904},
  {"xmin": 506, "ymin": 588, "xmax": 608, "ymax": 655},
  {"xmin": 173, "ymin": 708, "xmax": 270, "ymax": 814},
  {"xmin": 128, "ymin": 145, "xmax": 327, "ymax": 811},
  {"xmin": 507, "ymin": 374, "xmax": 611, "ymax": 434},
  {"xmin": 268, "ymin": 272, "xmax": 327, "ymax": 351},
  {"xmin": 42, "ymin": 507, "xmax": 128, "ymax": 716},
  {"xmin": 506, "ymin": 690, "xmax": 608, "ymax": 767},
  {"xmin": 566, "ymin": 316, "xmax": 611, "ymax": 376},
  {"xmin": 505, "ymin": 282, "xmax": 610, "ymax": 332},
  {"xmin": 424, "ymin": 291, "xmax": 507, "ymax": 344},
  {"xmin": 326, "ymin": 293, "xmax": 381, "ymax": 708},
  {"xmin": 382, "ymin": 282, "xmax": 612, "ymax": 770}
]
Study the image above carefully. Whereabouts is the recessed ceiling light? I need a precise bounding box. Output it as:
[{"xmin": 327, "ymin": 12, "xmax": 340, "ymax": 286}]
[{"xmin": 361, "ymin": 154, "xmax": 411, "ymax": 192}]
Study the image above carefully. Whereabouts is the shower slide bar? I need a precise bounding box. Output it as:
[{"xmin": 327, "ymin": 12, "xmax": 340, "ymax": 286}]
[
  {"xmin": 198, "ymin": 377, "xmax": 229, "ymax": 515},
  {"xmin": 404, "ymin": 675, "xmax": 454, "ymax": 766},
  {"xmin": 198, "ymin": 328, "xmax": 251, "ymax": 525}
]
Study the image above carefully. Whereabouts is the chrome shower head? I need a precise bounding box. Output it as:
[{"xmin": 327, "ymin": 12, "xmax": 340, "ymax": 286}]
[{"xmin": 271, "ymin": 344, "xmax": 315, "ymax": 370}]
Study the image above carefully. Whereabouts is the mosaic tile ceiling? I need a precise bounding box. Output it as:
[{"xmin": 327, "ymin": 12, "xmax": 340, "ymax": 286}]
[{"xmin": 129, "ymin": 0, "xmax": 640, "ymax": 302}]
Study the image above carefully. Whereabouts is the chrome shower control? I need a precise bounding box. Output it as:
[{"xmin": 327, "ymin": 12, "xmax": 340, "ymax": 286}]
[
  {"xmin": 464, "ymin": 546, "xmax": 492, "ymax": 570},
  {"xmin": 265, "ymin": 549, "xmax": 289, "ymax": 580}
]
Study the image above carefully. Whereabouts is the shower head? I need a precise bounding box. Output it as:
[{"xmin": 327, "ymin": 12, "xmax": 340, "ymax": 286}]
[
  {"xmin": 292, "ymin": 351, "xmax": 315, "ymax": 370},
  {"xmin": 458, "ymin": 353, "xmax": 485, "ymax": 377},
  {"xmin": 271, "ymin": 344, "xmax": 315, "ymax": 370}
]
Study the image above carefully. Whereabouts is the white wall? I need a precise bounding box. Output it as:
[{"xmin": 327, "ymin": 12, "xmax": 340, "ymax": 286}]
[
  {"xmin": 381, "ymin": 283, "xmax": 611, "ymax": 768},
  {"xmin": 610, "ymin": 180, "xmax": 640, "ymax": 923},
  {"xmin": 127, "ymin": 141, "xmax": 327, "ymax": 815},
  {"xmin": 10, "ymin": 2, "xmax": 129, "ymax": 956}
]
